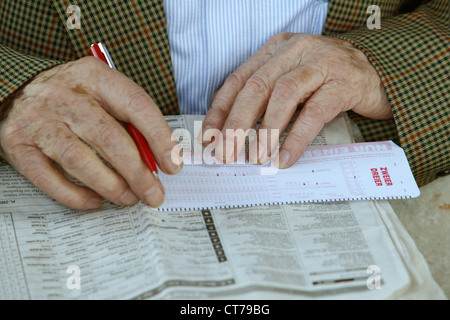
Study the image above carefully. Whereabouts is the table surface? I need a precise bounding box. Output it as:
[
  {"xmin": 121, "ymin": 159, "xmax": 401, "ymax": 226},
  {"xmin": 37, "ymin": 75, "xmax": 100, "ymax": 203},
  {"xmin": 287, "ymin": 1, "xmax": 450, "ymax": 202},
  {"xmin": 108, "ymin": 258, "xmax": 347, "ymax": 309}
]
[{"xmin": 389, "ymin": 174, "xmax": 450, "ymax": 299}]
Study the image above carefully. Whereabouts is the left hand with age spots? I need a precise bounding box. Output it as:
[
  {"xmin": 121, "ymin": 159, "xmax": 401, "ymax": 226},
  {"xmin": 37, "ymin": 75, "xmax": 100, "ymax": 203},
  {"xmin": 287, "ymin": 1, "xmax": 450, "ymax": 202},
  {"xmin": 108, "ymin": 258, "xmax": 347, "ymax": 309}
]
[{"xmin": 200, "ymin": 33, "xmax": 393, "ymax": 166}]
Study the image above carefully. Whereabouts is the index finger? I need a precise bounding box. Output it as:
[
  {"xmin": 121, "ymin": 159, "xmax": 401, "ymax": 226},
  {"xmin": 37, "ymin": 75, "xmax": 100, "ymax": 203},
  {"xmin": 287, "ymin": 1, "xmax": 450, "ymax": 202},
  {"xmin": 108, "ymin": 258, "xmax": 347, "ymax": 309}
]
[
  {"xmin": 277, "ymin": 84, "xmax": 344, "ymax": 169},
  {"xmin": 201, "ymin": 34, "xmax": 292, "ymax": 140},
  {"xmin": 80, "ymin": 57, "xmax": 183, "ymax": 175}
]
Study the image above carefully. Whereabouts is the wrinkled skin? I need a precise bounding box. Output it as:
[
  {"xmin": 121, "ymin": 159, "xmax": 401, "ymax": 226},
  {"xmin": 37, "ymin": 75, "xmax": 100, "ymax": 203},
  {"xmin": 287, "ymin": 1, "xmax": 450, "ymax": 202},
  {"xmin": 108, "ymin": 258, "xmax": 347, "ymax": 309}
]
[
  {"xmin": 0, "ymin": 33, "xmax": 392, "ymax": 211},
  {"xmin": 0, "ymin": 57, "xmax": 183, "ymax": 210},
  {"xmin": 201, "ymin": 33, "xmax": 392, "ymax": 166}
]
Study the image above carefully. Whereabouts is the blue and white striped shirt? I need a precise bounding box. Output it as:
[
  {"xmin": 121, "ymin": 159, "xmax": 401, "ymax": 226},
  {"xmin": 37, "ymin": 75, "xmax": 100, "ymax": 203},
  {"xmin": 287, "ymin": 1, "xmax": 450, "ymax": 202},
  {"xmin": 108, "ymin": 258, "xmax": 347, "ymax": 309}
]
[{"xmin": 164, "ymin": 0, "xmax": 329, "ymax": 114}]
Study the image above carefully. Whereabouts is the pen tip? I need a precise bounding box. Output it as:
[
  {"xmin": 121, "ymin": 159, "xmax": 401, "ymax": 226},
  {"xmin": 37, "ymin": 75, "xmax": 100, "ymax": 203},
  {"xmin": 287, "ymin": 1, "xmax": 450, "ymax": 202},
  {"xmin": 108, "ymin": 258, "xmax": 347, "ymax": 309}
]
[{"xmin": 153, "ymin": 171, "xmax": 159, "ymax": 180}]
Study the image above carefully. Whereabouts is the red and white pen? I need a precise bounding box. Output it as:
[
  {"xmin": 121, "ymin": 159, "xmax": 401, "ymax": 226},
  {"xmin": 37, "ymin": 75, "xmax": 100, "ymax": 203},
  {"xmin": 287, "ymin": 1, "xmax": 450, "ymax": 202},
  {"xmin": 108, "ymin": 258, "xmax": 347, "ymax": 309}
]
[{"xmin": 90, "ymin": 43, "xmax": 159, "ymax": 179}]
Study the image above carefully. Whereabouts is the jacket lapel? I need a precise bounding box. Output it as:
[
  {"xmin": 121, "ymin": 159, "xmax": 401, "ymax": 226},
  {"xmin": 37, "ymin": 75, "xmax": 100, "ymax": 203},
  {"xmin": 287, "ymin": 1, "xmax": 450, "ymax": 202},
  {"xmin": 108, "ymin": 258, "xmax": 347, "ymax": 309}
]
[{"xmin": 52, "ymin": 0, "xmax": 179, "ymax": 115}]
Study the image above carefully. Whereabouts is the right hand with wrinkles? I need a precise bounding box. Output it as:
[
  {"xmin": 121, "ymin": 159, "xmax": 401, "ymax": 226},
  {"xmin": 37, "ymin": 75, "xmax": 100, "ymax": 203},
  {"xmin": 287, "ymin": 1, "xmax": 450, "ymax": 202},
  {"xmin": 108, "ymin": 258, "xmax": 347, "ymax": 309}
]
[{"xmin": 0, "ymin": 57, "xmax": 183, "ymax": 210}]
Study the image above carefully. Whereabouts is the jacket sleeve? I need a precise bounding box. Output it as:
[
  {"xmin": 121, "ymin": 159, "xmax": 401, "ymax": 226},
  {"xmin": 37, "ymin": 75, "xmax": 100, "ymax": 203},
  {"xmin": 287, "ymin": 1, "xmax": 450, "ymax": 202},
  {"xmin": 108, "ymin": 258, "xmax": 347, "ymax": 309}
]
[
  {"xmin": 0, "ymin": 44, "xmax": 66, "ymax": 115},
  {"xmin": 0, "ymin": 0, "xmax": 77, "ymax": 113},
  {"xmin": 330, "ymin": 0, "xmax": 449, "ymax": 186}
]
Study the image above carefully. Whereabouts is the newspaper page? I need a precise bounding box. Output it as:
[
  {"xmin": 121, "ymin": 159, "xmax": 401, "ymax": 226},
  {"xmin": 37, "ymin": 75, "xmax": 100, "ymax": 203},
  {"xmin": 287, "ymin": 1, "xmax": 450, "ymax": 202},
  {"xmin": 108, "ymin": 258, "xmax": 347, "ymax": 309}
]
[{"xmin": 0, "ymin": 114, "xmax": 442, "ymax": 299}]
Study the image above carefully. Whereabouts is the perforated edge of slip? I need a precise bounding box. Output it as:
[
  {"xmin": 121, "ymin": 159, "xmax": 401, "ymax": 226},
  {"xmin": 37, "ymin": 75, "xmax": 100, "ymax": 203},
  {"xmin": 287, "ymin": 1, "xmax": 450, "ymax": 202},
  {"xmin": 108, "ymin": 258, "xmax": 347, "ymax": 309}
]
[{"xmin": 156, "ymin": 195, "xmax": 414, "ymax": 211}]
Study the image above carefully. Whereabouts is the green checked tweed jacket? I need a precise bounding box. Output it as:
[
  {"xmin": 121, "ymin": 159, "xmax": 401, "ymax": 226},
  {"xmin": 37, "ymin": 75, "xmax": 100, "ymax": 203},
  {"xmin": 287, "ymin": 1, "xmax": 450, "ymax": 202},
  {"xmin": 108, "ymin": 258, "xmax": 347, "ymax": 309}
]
[{"xmin": 0, "ymin": 0, "xmax": 449, "ymax": 187}]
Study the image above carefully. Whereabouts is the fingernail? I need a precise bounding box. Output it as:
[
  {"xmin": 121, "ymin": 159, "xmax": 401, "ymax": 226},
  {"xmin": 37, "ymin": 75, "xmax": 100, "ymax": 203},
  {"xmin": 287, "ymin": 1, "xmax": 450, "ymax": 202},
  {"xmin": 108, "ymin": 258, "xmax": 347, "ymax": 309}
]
[
  {"xmin": 203, "ymin": 126, "xmax": 213, "ymax": 134},
  {"xmin": 86, "ymin": 197, "xmax": 102, "ymax": 210},
  {"xmin": 203, "ymin": 126, "xmax": 220, "ymax": 147},
  {"xmin": 163, "ymin": 150, "xmax": 183, "ymax": 174},
  {"xmin": 223, "ymin": 137, "xmax": 235, "ymax": 163},
  {"xmin": 248, "ymin": 142, "xmax": 259, "ymax": 164},
  {"xmin": 119, "ymin": 189, "xmax": 138, "ymax": 206},
  {"xmin": 199, "ymin": 126, "xmax": 212, "ymax": 143},
  {"xmin": 144, "ymin": 187, "xmax": 165, "ymax": 208},
  {"xmin": 278, "ymin": 150, "xmax": 291, "ymax": 169},
  {"xmin": 258, "ymin": 142, "xmax": 269, "ymax": 164}
]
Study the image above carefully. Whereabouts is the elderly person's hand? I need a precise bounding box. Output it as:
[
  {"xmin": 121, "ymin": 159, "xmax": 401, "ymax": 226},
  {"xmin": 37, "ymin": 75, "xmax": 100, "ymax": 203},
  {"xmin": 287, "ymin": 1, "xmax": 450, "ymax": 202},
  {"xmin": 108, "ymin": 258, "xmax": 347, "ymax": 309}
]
[
  {"xmin": 0, "ymin": 57, "xmax": 182, "ymax": 210},
  {"xmin": 201, "ymin": 33, "xmax": 392, "ymax": 166}
]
